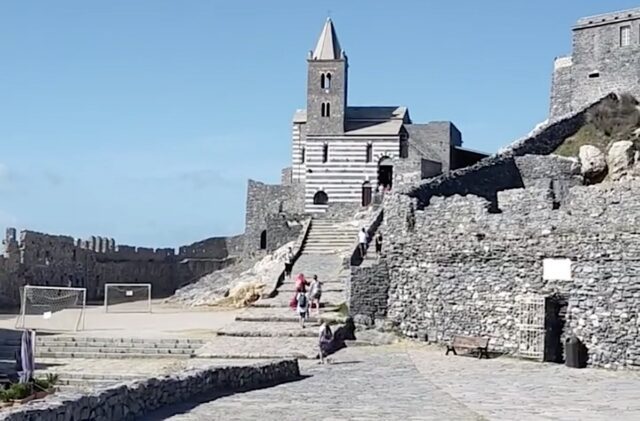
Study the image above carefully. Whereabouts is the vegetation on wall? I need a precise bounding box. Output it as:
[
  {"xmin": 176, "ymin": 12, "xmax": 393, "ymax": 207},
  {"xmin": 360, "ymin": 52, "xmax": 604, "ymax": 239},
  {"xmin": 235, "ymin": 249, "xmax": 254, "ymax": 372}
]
[{"xmin": 554, "ymin": 94, "xmax": 640, "ymax": 157}]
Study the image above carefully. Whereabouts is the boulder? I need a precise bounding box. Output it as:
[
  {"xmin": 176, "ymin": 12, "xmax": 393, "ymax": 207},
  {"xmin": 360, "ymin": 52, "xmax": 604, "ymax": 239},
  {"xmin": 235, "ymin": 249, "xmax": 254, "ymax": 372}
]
[
  {"xmin": 607, "ymin": 141, "xmax": 636, "ymax": 181},
  {"xmin": 579, "ymin": 145, "xmax": 607, "ymax": 184}
]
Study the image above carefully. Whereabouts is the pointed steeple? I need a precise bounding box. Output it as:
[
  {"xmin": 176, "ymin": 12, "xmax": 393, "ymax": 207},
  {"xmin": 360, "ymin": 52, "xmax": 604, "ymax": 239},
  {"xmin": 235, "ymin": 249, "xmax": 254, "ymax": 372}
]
[{"xmin": 311, "ymin": 18, "xmax": 343, "ymax": 60}]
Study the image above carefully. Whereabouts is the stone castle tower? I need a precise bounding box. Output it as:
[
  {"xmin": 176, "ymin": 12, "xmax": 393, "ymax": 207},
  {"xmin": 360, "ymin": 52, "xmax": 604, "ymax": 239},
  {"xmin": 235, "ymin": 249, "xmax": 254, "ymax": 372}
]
[{"xmin": 550, "ymin": 7, "xmax": 640, "ymax": 120}]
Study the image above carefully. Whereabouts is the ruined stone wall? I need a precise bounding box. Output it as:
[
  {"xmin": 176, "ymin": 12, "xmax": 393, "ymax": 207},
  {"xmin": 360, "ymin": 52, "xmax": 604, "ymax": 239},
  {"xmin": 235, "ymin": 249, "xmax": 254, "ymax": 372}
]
[
  {"xmin": 178, "ymin": 234, "xmax": 244, "ymax": 260},
  {"xmin": 0, "ymin": 228, "xmax": 240, "ymax": 308},
  {"xmin": 407, "ymin": 95, "xmax": 610, "ymax": 208},
  {"xmin": 244, "ymin": 179, "xmax": 304, "ymax": 254},
  {"xmin": 381, "ymin": 181, "xmax": 640, "ymax": 369},
  {"xmin": 265, "ymin": 213, "xmax": 306, "ymax": 253}
]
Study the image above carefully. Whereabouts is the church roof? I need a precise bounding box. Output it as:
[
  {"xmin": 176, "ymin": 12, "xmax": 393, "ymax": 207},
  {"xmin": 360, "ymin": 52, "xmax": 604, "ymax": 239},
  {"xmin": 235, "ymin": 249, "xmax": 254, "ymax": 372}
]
[
  {"xmin": 311, "ymin": 18, "xmax": 342, "ymax": 60},
  {"xmin": 292, "ymin": 106, "xmax": 409, "ymax": 135}
]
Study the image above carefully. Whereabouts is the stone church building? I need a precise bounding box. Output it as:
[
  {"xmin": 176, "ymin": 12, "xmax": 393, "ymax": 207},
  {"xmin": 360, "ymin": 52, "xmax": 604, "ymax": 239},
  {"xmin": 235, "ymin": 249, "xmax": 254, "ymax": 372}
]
[{"xmin": 291, "ymin": 19, "xmax": 486, "ymax": 213}]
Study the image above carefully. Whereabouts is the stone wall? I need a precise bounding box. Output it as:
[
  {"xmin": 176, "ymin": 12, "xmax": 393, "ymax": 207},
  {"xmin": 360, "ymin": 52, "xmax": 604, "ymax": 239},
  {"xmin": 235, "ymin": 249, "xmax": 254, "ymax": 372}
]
[
  {"xmin": 550, "ymin": 8, "xmax": 640, "ymax": 120},
  {"xmin": 178, "ymin": 236, "xmax": 243, "ymax": 260},
  {"xmin": 406, "ymin": 95, "xmax": 614, "ymax": 208},
  {"xmin": 244, "ymin": 179, "xmax": 304, "ymax": 254},
  {"xmin": 0, "ymin": 228, "xmax": 240, "ymax": 308},
  {"xmin": 0, "ymin": 360, "xmax": 300, "ymax": 421},
  {"xmin": 348, "ymin": 260, "xmax": 390, "ymax": 325},
  {"xmin": 381, "ymin": 180, "xmax": 640, "ymax": 369},
  {"xmin": 265, "ymin": 213, "xmax": 305, "ymax": 252}
]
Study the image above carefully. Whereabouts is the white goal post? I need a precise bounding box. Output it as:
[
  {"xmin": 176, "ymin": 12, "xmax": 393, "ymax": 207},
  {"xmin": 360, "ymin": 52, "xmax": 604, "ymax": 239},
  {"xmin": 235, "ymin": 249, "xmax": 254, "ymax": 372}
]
[
  {"xmin": 104, "ymin": 283, "xmax": 152, "ymax": 313},
  {"xmin": 16, "ymin": 286, "xmax": 86, "ymax": 332}
]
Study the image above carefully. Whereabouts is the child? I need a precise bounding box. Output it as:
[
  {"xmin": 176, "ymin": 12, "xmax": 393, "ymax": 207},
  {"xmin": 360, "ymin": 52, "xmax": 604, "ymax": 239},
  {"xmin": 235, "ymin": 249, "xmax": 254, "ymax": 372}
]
[
  {"xmin": 309, "ymin": 275, "xmax": 322, "ymax": 315},
  {"xmin": 296, "ymin": 291, "xmax": 309, "ymax": 328}
]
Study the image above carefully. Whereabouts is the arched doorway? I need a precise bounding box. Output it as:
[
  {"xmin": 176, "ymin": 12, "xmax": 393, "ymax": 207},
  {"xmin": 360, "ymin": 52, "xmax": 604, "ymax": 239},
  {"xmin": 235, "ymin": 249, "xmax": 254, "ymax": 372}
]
[
  {"xmin": 313, "ymin": 191, "xmax": 329, "ymax": 205},
  {"xmin": 259, "ymin": 230, "xmax": 267, "ymax": 250},
  {"xmin": 362, "ymin": 181, "xmax": 372, "ymax": 206},
  {"xmin": 378, "ymin": 156, "xmax": 393, "ymax": 190}
]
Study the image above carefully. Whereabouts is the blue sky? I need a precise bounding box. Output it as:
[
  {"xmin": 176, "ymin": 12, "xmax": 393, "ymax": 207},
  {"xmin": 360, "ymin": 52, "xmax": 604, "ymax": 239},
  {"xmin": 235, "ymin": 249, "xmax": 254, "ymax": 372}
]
[{"xmin": 0, "ymin": 0, "xmax": 637, "ymax": 248}]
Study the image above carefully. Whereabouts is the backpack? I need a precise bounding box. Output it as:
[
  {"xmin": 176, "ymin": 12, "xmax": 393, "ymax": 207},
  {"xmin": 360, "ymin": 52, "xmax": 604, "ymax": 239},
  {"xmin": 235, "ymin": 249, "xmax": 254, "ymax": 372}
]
[{"xmin": 298, "ymin": 294, "xmax": 308, "ymax": 308}]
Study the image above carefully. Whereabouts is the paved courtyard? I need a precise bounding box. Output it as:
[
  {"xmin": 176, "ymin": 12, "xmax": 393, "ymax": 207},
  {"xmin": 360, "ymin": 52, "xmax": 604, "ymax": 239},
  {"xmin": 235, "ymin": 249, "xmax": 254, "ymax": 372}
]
[{"xmin": 143, "ymin": 343, "xmax": 640, "ymax": 421}]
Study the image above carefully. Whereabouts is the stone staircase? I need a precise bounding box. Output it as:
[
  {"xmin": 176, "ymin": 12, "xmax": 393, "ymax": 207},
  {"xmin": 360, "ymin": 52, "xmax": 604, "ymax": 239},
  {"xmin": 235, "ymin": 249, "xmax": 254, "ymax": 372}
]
[
  {"xmin": 199, "ymin": 253, "xmax": 350, "ymax": 360},
  {"xmin": 302, "ymin": 219, "xmax": 359, "ymax": 255},
  {"xmin": 0, "ymin": 337, "xmax": 205, "ymax": 360}
]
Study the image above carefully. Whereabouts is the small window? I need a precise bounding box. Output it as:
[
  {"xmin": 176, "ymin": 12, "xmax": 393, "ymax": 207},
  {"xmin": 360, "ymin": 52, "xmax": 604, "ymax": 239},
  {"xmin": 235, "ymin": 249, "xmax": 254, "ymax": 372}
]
[
  {"xmin": 366, "ymin": 144, "xmax": 373, "ymax": 163},
  {"xmin": 320, "ymin": 73, "xmax": 325, "ymax": 89},
  {"xmin": 301, "ymin": 146, "xmax": 306, "ymax": 163},
  {"xmin": 325, "ymin": 73, "xmax": 331, "ymax": 89},
  {"xmin": 321, "ymin": 103, "xmax": 326, "ymax": 117},
  {"xmin": 326, "ymin": 102, "xmax": 330, "ymax": 117},
  {"xmin": 621, "ymin": 25, "xmax": 631, "ymax": 46},
  {"xmin": 322, "ymin": 143, "xmax": 329, "ymax": 163},
  {"xmin": 588, "ymin": 72, "xmax": 600, "ymax": 79}
]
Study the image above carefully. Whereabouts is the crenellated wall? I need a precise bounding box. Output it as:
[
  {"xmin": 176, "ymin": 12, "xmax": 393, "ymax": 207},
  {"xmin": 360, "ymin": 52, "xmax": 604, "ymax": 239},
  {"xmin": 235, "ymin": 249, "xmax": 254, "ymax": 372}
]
[{"xmin": 0, "ymin": 228, "xmax": 243, "ymax": 308}]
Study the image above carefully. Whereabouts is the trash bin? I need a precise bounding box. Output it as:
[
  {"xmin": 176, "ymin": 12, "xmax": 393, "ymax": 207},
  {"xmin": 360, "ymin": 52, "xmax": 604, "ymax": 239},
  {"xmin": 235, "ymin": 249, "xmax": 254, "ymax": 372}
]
[{"xmin": 565, "ymin": 336, "xmax": 585, "ymax": 368}]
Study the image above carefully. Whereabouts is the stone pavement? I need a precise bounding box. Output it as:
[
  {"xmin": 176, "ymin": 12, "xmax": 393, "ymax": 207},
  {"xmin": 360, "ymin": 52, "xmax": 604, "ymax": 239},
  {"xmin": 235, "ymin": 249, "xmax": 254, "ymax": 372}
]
[{"xmin": 143, "ymin": 344, "xmax": 640, "ymax": 421}]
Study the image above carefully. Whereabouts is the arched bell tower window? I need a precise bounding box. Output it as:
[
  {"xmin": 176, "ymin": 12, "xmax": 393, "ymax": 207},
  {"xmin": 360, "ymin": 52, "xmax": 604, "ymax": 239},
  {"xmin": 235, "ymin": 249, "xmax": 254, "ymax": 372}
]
[{"xmin": 320, "ymin": 72, "xmax": 332, "ymax": 90}]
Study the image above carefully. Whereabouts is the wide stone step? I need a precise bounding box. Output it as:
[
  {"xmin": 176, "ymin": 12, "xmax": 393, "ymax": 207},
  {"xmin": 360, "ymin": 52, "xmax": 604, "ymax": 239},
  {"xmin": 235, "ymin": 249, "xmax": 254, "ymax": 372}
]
[
  {"xmin": 32, "ymin": 337, "xmax": 206, "ymax": 345},
  {"xmin": 216, "ymin": 321, "xmax": 337, "ymax": 338},
  {"xmin": 195, "ymin": 336, "xmax": 318, "ymax": 359},
  {"xmin": 35, "ymin": 351, "xmax": 193, "ymax": 359},
  {"xmin": 251, "ymin": 302, "xmax": 339, "ymax": 309},
  {"xmin": 34, "ymin": 341, "xmax": 200, "ymax": 350},
  {"xmin": 235, "ymin": 315, "xmax": 345, "ymax": 323},
  {"xmin": 37, "ymin": 346, "xmax": 195, "ymax": 355}
]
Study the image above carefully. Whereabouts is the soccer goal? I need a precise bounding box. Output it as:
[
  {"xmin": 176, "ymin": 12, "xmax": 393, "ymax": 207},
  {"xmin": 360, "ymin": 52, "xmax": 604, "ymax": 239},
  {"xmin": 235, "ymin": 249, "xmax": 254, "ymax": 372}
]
[
  {"xmin": 104, "ymin": 283, "xmax": 152, "ymax": 313},
  {"xmin": 15, "ymin": 286, "xmax": 86, "ymax": 332}
]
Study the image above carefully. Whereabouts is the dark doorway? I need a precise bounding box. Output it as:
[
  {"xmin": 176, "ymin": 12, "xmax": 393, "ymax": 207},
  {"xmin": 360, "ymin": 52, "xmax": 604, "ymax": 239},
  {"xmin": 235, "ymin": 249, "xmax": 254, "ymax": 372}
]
[
  {"xmin": 544, "ymin": 294, "xmax": 567, "ymax": 363},
  {"xmin": 378, "ymin": 157, "xmax": 393, "ymax": 189},
  {"xmin": 259, "ymin": 230, "xmax": 267, "ymax": 250},
  {"xmin": 362, "ymin": 181, "xmax": 372, "ymax": 206},
  {"xmin": 313, "ymin": 191, "xmax": 329, "ymax": 205}
]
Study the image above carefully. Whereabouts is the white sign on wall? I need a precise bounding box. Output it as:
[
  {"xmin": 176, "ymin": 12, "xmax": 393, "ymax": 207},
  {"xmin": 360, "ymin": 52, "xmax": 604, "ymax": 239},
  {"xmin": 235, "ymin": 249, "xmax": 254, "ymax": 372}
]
[{"xmin": 543, "ymin": 258, "xmax": 572, "ymax": 281}]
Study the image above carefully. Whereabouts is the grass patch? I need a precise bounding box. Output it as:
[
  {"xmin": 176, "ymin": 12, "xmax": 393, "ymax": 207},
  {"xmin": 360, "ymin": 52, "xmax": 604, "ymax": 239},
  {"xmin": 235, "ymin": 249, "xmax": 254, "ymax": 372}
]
[{"xmin": 554, "ymin": 123, "xmax": 607, "ymax": 157}]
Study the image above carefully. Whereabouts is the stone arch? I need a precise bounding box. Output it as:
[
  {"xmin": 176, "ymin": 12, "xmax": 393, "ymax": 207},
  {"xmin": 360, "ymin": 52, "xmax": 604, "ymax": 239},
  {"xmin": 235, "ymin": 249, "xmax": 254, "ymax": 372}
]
[
  {"xmin": 378, "ymin": 156, "xmax": 393, "ymax": 189},
  {"xmin": 362, "ymin": 181, "xmax": 372, "ymax": 206},
  {"xmin": 313, "ymin": 191, "xmax": 329, "ymax": 205}
]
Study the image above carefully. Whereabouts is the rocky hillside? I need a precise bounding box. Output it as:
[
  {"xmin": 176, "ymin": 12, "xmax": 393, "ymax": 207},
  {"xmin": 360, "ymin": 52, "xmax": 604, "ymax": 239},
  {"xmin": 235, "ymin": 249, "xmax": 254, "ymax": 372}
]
[{"xmin": 554, "ymin": 94, "xmax": 640, "ymax": 160}]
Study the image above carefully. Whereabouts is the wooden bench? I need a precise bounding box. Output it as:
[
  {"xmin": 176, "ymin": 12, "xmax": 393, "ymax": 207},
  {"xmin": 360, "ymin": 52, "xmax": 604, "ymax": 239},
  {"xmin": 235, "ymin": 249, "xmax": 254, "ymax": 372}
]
[{"xmin": 445, "ymin": 335, "xmax": 490, "ymax": 359}]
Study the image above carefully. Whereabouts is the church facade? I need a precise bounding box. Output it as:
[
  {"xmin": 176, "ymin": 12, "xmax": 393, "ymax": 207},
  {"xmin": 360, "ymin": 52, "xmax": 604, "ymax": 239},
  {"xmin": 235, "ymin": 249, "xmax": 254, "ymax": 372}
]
[{"xmin": 291, "ymin": 19, "xmax": 486, "ymax": 213}]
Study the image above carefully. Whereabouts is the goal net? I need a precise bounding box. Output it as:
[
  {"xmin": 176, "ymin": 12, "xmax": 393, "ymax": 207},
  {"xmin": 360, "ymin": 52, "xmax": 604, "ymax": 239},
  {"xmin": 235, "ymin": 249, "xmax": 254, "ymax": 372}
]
[
  {"xmin": 15, "ymin": 286, "xmax": 86, "ymax": 332},
  {"xmin": 104, "ymin": 283, "xmax": 152, "ymax": 313}
]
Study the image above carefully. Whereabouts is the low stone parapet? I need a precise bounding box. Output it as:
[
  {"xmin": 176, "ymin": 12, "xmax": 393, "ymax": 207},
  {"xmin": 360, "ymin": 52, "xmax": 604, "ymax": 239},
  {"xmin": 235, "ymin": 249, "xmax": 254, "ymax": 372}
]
[{"xmin": 0, "ymin": 359, "xmax": 299, "ymax": 421}]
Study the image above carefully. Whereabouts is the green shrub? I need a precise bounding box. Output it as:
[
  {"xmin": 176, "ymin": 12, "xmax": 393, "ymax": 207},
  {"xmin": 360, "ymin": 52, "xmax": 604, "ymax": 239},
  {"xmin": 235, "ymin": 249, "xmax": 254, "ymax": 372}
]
[
  {"xmin": 45, "ymin": 373, "xmax": 59, "ymax": 387},
  {"xmin": 4, "ymin": 383, "xmax": 33, "ymax": 400}
]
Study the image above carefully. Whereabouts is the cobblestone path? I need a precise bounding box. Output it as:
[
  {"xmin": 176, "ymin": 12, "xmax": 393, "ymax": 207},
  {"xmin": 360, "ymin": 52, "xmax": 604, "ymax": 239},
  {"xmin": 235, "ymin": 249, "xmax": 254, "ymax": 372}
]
[
  {"xmin": 142, "ymin": 346, "xmax": 481, "ymax": 421},
  {"xmin": 144, "ymin": 343, "xmax": 640, "ymax": 421}
]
